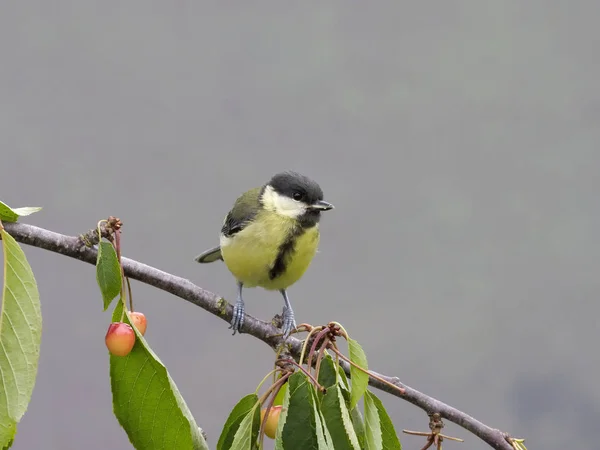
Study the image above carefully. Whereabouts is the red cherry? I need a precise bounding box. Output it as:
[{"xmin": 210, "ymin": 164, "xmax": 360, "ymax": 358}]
[
  {"xmin": 261, "ymin": 405, "xmax": 283, "ymax": 439},
  {"xmin": 105, "ymin": 322, "xmax": 135, "ymax": 356},
  {"xmin": 129, "ymin": 311, "xmax": 147, "ymax": 336}
]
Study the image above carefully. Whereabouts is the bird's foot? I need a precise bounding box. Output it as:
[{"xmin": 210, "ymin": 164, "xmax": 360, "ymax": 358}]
[
  {"xmin": 229, "ymin": 299, "xmax": 245, "ymax": 335},
  {"xmin": 281, "ymin": 306, "xmax": 297, "ymax": 340}
]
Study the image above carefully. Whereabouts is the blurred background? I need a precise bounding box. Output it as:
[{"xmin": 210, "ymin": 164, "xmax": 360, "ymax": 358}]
[{"xmin": 1, "ymin": 2, "xmax": 599, "ymax": 449}]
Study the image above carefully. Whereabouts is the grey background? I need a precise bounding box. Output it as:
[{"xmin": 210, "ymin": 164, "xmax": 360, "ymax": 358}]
[{"xmin": 1, "ymin": 2, "xmax": 598, "ymax": 449}]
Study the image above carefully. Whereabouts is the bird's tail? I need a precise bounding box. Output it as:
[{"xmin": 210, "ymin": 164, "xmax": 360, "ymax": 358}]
[{"xmin": 194, "ymin": 246, "xmax": 223, "ymax": 263}]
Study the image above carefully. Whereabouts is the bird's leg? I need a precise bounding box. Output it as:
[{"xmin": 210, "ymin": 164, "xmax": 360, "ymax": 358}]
[
  {"xmin": 279, "ymin": 289, "xmax": 297, "ymax": 339},
  {"xmin": 229, "ymin": 281, "xmax": 245, "ymax": 335}
]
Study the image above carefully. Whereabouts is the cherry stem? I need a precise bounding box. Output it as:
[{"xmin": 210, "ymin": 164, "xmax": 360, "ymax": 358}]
[
  {"xmin": 113, "ymin": 228, "xmax": 128, "ymax": 319},
  {"xmin": 330, "ymin": 346, "xmax": 405, "ymax": 395},
  {"xmin": 255, "ymin": 369, "xmax": 281, "ymax": 395},
  {"xmin": 126, "ymin": 277, "xmax": 133, "ymax": 312},
  {"xmin": 307, "ymin": 327, "xmax": 330, "ymax": 372},
  {"xmin": 289, "ymin": 360, "xmax": 325, "ymax": 393},
  {"xmin": 299, "ymin": 325, "xmax": 323, "ymax": 366},
  {"xmin": 257, "ymin": 372, "xmax": 292, "ymax": 447},
  {"xmin": 314, "ymin": 336, "xmax": 331, "ymax": 383},
  {"xmin": 257, "ymin": 371, "xmax": 291, "ymax": 406},
  {"xmin": 329, "ymin": 321, "xmax": 349, "ymax": 339}
]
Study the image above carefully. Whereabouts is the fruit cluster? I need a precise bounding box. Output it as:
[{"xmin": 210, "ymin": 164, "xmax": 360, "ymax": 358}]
[{"xmin": 105, "ymin": 312, "xmax": 147, "ymax": 357}]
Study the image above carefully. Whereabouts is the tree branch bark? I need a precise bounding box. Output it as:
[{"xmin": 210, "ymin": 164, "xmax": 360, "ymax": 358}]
[{"xmin": 3, "ymin": 221, "xmax": 514, "ymax": 450}]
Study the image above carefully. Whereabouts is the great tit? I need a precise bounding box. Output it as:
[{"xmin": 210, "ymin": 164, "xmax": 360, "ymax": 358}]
[{"xmin": 195, "ymin": 171, "xmax": 334, "ymax": 338}]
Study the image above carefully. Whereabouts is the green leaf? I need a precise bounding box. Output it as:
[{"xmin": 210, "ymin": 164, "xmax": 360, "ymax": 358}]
[
  {"xmin": 276, "ymin": 372, "xmax": 330, "ymax": 450},
  {"xmin": 363, "ymin": 391, "xmax": 381, "ymax": 450},
  {"xmin": 317, "ymin": 355, "xmax": 338, "ymax": 390},
  {"xmin": 320, "ymin": 384, "xmax": 361, "ymax": 450},
  {"xmin": 217, "ymin": 394, "xmax": 259, "ymax": 450},
  {"xmin": 337, "ymin": 364, "xmax": 350, "ymax": 391},
  {"xmin": 0, "ymin": 202, "xmax": 41, "ymax": 222},
  {"xmin": 228, "ymin": 405, "xmax": 259, "ymax": 450},
  {"xmin": 9, "ymin": 207, "xmax": 42, "ymax": 217},
  {"xmin": 364, "ymin": 391, "xmax": 401, "ymax": 450},
  {"xmin": 0, "ymin": 203, "xmax": 18, "ymax": 223},
  {"xmin": 110, "ymin": 302, "xmax": 208, "ymax": 450},
  {"xmin": 312, "ymin": 388, "xmax": 334, "ymax": 450},
  {"xmin": 274, "ymin": 377, "xmax": 291, "ymax": 450},
  {"xmin": 96, "ymin": 242, "xmax": 122, "ymax": 310},
  {"xmin": 348, "ymin": 338, "xmax": 369, "ymax": 410},
  {"xmin": 273, "ymin": 378, "xmax": 288, "ymax": 406},
  {"xmin": 350, "ymin": 406, "xmax": 366, "ymax": 449},
  {"xmin": 0, "ymin": 229, "xmax": 42, "ymax": 449}
]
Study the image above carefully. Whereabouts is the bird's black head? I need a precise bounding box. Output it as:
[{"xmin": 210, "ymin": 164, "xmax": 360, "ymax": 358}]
[
  {"xmin": 263, "ymin": 171, "xmax": 334, "ymax": 227},
  {"xmin": 269, "ymin": 171, "xmax": 324, "ymax": 205}
]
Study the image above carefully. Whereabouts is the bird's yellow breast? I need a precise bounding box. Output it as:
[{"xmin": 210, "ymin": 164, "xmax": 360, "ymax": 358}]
[{"xmin": 220, "ymin": 211, "xmax": 320, "ymax": 290}]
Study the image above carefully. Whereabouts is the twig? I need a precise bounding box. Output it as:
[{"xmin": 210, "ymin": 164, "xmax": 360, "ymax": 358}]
[
  {"xmin": 3, "ymin": 221, "xmax": 515, "ymax": 450},
  {"xmin": 404, "ymin": 412, "xmax": 464, "ymax": 449}
]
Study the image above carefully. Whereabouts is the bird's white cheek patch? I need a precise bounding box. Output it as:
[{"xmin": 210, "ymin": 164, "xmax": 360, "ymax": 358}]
[{"xmin": 261, "ymin": 185, "xmax": 306, "ymax": 218}]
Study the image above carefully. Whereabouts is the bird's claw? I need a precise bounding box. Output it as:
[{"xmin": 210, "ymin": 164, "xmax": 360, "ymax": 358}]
[
  {"xmin": 281, "ymin": 306, "xmax": 297, "ymax": 340},
  {"xmin": 229, "ymin": 299, "xmax": 245, "ymax": 335}
]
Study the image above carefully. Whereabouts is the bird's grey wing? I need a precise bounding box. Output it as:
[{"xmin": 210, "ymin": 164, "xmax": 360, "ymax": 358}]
[
  {"xmin": 220, "ymin": 187, "xmax": 262, "ymax": 237},
  {"xmin": 195, "ymin": 246, "xmax": 222, "ymax": 263}
]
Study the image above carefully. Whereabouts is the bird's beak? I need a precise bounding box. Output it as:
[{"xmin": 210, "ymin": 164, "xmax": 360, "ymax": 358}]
[{"xmin": 309, "ymin": 200, "xmax": 334, "ymax": 211}]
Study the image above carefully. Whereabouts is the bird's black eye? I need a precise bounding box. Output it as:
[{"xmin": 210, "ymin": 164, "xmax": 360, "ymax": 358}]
[{"xmin": 292, "ymin": 192, "xmax": 303, "ymax": 201}]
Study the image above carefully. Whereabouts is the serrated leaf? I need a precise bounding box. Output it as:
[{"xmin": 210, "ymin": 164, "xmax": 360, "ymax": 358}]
[
  {"xmin": 348, "ymin": 338, "xmax": 369, "ymax": 409},
  {"xmin": 341, "ymin": 383, "xmax": 366, "ymax": 448},
  {"xmin": 228, "ymin": 405, "xmax": 258, "ymax": 450},
  {"xmin": 317, "ymin": 355, "xmax": 338, "ymax": 390},
  {"xmin": 0, "ymin": 202, "xmax": 41, "ymax": 223},
  {"xmin": 337, "ymin": 364, "xmax": 350, "ymax": 391},
  {"xmin": 0, "ymin": 229, "xmax": 42, "ymax": 449},
  {"xmin": 10, "ymin": 207, "xmax": 42, "ymax": 217},
  {"xmin": 276, "ymin": 372, "xmax": 330, "ymax": 450},
  {"xmin": 321, "ymin": 384, "xmax": 360, "ymax": 450},
  {"xmin": 350, "ymin": 406, "xmax": 366, "ymax": 449},
  {"xmin": 363, "ymin": 391, "xmax": 381, "ymax": 450},
  {"xmin": 110, "ymin": 302, "xmax": 208, "ymax": 450},
  {"xmin": 96, "ymin": 242, "xmax": 122, "ymax": 310},
  {"xmin": 217, "ymin": 394, "xmax": 259, "ymax": 450},
  {"xmin": 312, "ymin": 389, "xmax": 334, "ymax": 450},
  {"xmin": 364, "ymin": 391, "xmax": 401, "ymax": 450}
]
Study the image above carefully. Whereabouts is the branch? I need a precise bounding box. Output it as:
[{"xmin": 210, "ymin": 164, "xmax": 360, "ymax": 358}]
[{"xmin": 3, "ymin": 222, "xmax": 514, "ymax": 450}]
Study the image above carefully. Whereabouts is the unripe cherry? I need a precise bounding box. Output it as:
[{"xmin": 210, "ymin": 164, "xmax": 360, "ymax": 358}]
[{"xmin": 261, "ymin": 405, "xmax": 283, "ymax": 439}]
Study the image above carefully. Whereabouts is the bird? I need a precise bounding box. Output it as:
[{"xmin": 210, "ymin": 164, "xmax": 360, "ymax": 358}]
[{"xmin": 195, "ymin": 171, "xmax": 334, "ymax": 339}]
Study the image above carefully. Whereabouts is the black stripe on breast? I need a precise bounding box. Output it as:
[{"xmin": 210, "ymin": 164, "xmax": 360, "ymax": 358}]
[{"xmin": 269, "ymin": 225, "xmax": 306, "ymax": 280}]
